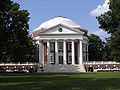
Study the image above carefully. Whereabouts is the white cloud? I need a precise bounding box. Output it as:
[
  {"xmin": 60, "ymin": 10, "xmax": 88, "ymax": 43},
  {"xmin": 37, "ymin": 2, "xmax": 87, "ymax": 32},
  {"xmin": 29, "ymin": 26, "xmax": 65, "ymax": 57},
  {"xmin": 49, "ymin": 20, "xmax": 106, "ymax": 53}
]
[
  {"xmin": 93, "ymin": 29, "xmax": 107, "ymax": 36},
  {"xmin": 92, "ymin": 29, "xmax": 110, "ymax": 41},
  {"xmin": 90, "ymin": 0, "xmax": 110, "ymax": 16}
]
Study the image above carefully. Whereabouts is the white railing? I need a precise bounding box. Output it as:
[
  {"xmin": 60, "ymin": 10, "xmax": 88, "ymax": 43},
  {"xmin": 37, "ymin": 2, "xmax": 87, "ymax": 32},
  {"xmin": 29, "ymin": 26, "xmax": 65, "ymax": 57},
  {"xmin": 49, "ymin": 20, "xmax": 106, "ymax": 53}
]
[
  {"xmin": 84, "ymin": 61, "xmax": 120, "ymax": 65},
  {"xmin": 0, "ymin": 62, "xmax": 38, "ymax": 66}
]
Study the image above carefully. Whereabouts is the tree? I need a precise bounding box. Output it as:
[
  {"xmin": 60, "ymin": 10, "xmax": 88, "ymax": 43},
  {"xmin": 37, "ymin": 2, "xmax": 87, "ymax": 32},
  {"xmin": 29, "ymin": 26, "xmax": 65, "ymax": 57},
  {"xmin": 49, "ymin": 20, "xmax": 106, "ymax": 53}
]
[
  {"xmin": 97, "ymin": 0, "xmax": 120, "ymax": 61},
  {"xmin": 0, "ymin": 0, "xmax": 38, "ymax": 62},
  {"xmin": 88, "ymin": 34, "xmax": 104, "ymax": 61}
]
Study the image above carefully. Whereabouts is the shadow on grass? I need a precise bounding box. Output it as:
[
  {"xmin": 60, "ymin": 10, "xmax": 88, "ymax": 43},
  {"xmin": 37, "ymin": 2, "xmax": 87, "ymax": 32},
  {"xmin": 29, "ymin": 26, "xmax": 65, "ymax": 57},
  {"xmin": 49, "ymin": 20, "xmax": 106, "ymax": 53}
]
[{"xmin": 0, "ymin": 73, "xmax": 120, "ymax": 90}]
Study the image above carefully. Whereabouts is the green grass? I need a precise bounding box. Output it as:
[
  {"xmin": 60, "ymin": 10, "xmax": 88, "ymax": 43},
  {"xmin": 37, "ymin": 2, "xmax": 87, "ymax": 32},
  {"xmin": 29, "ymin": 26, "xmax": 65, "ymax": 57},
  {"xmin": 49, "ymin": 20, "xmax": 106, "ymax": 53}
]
[{"xmin": 0, "ymin": 72, "xmax": 120, "ymax": 90}]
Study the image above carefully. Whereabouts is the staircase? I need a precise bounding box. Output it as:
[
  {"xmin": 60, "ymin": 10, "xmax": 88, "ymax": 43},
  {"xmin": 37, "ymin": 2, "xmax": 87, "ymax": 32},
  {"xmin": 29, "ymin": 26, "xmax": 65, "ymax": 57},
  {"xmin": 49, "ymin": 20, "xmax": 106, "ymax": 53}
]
[{"xmin": 37, "ymin": 64, "xmax": 86, "ymax": 72}]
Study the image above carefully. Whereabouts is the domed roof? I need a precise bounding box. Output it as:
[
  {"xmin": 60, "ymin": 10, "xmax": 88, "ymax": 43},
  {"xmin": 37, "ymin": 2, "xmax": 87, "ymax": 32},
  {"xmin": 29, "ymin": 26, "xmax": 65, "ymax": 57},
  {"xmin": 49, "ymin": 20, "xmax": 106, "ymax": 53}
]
[{"xmin": 34, "ymin": 16, "xmax": 82, "ymax": 31}]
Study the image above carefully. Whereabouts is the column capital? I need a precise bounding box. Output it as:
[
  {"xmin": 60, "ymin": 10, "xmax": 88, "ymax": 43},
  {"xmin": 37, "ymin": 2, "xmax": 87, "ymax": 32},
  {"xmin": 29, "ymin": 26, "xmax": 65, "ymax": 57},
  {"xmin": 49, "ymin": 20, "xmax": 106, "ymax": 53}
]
[
  {"xmin": 71, "ymin": 39, "xmax": 75, "ymax": 41},
  {"xmin": 39, "ymin": 40, "xmax": 44, "ymax": 45},
  {"xmin": 79, "ymin": 38, "xmax": 83, "ymax": 41},
  {"xmin": 71, "ymin": 39, "xmax": 75, "ymax": 42},
  {"xmin": 55, "ymin": 39, "xmax": 59, "ymax": 42},
  {"xmin": 63, "ymin": 39, "xmax": 67, "ymax": 42},
  {"xmin": 46, "ymin": 39, "xmax": 50, "ymax": 42},
  {"xmin": 39, "ymin": 39, "xmax": 43, "ymax": 42}
]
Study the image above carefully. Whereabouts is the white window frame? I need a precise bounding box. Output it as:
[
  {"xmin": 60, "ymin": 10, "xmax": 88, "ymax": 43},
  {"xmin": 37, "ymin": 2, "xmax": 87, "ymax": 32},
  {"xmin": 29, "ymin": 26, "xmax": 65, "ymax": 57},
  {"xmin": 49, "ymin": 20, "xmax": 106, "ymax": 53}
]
[
  {"xmin": 83, "ymin": 53, "xmax": 86, "ymax": 61},
  {"xmin": 50, "ymin": 52, "xmax": 54, "ymax": 63},
  {"xmin": 58, "ymin": 42, "xmax": 63, "ymax": 51},
  {"xmin": 68, "ymin": 42, "xmax": 72, "ymax": 51},
  {"xmin": 50, "ymin": 42, "xmax": 54, "ymax": 51},
  {"xmin": 59, "ymin": 54, "xmax": 63, "ymax": 64},
  {"xmin": 83, "ymin": 44, "xmax": 86, "ymax": 52},
  {"xmin": 68, "ymin": 53, "xmax": 72, "ymax": 63}
]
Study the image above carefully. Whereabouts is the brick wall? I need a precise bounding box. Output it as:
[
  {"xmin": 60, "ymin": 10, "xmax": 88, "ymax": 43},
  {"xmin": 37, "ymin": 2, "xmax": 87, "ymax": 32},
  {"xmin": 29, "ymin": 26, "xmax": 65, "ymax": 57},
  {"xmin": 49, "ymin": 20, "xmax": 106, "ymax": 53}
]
[
  {"xmin": 33, "ymin": 29, "xmax": 46, "ymax": 38},
  {"xmin": 75, "ymin": 28, "xmax": 88, "ymax": 36}
]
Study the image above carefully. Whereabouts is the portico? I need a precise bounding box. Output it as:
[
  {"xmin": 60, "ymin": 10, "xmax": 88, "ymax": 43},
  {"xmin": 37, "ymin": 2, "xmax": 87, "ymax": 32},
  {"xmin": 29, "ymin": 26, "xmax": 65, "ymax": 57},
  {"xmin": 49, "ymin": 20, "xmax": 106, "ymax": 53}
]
[{"xmin": 39, "ymin": 38, "xmax": 88, "ymax": 65}]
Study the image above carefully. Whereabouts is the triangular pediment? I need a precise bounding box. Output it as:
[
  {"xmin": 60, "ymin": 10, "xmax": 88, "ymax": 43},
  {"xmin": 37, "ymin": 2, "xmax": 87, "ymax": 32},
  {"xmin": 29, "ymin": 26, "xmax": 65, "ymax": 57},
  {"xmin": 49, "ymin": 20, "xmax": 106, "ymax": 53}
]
[{"xmin": 39, "ymin": 24, "xmax": 84, "ymax": 35}]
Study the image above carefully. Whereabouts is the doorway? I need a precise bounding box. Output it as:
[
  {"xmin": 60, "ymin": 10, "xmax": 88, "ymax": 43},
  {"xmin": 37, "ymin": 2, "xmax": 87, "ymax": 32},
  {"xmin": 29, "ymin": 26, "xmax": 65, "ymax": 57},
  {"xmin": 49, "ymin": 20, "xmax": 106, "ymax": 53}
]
[{"xmin": 59, "ymin": 55, "xmax": 63, "ymax": 64}]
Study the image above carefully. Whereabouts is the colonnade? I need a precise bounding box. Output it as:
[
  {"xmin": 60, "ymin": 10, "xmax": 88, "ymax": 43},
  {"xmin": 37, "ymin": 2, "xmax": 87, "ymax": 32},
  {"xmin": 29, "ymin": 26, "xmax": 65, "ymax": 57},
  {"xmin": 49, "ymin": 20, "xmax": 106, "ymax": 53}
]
[{"xmin": 39, "ymin": 39, "xmax": 84, "ymax": 65}]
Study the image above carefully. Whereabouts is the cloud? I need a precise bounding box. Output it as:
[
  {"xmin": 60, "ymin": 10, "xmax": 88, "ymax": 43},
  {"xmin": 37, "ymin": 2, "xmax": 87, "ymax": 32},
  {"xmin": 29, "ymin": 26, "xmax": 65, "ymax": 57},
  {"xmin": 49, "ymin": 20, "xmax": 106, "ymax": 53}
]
[
  {"xmin": 92, "ymin": 29, "xmax": 110, "ymax": 41},
  {"xmin": 92, "ymin": 29, "xmax": 107, "ymax": 36},
  {"xmin": 90, "ymin": 0, "xmax": 110, "ymax": 16}
]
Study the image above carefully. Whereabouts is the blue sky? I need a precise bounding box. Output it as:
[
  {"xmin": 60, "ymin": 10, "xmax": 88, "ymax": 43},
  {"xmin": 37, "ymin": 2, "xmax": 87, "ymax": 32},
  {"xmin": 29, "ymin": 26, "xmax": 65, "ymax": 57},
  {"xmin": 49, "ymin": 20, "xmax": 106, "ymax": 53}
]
[{"xmin": 13, "ymin": 0, "xmax": 109, "ymax": 40}]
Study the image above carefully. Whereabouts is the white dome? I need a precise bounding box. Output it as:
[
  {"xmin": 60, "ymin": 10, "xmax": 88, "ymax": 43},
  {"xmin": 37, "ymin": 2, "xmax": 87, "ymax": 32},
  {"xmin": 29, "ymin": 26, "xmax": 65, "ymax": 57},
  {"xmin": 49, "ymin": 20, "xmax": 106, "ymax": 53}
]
[{"xmin": 34, "ymin": 16, "xmax": 82, "ymax": 31}]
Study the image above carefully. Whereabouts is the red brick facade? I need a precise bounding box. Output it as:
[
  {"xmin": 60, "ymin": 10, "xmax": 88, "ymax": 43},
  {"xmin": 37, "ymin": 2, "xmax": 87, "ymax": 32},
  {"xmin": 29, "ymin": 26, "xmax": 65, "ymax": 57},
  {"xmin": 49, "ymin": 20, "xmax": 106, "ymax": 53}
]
[
  {"xmin": 75, "ymin": 28, "xmax": 88, "ymax": 36},
  {"xmin": 43, "ymin": 41, "xmax": 79, "ymax": 65},
  {"xmin": 33, "ymin": 29, "xmax": 46, "ymax": 38}
]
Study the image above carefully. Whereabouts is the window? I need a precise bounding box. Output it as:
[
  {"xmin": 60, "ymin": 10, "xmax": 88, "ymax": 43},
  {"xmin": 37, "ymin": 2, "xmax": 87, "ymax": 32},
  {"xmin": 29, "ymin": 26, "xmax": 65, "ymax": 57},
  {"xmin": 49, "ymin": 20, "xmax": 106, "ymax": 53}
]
[
  {"xmin": 50, "ymin": 53, "xmax": 54, "ymax": 63},
  {"xmin": 59, "ymin": 55, "xmax": 63, "ymax": 64},
  {"xmin": 50, "ymin": 42, "xmax": 54, "ymax": 51},
  {"xmin": 58, "ymin": 28, "xmax": 63, "ymax": 32},
  {"xmin": 68, "ymin": 53, "xmax": 72, "ymax": 63},
  {"xmin": 58, "ymin": 42, "xmax": 63, "ymax": 51},
  {"xmin": 68, "ymin": 42, "xmax": 71, "ymax": 51},
  {"xmin": 83, "ymin": 44, "xmax": 87, "ymax": 61},
  {"xmin": 83, "ymin": 44, "xmax": 86, "ymax": 52},
  {"xmin": 83, "ymin": 53, "xmax": 86, "ymax": 61},
  {"xmin": 44, "ymin": 56, "xmax": 47, "ymax": 62},
  {"xmin": 68, "ymin": 56, "xmax": 72, "ymax": 63}
]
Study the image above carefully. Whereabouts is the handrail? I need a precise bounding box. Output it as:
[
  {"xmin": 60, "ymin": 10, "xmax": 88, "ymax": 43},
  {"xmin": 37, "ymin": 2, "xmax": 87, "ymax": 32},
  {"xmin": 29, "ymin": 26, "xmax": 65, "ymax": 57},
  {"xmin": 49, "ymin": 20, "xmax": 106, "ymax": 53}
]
[
  {"xmin": 84, "ymin": 61, "xmax": 120, "ymax": 64},
  {"xmin": 0, "ymin": 62, "xmax": 38, "ymax": 66}
]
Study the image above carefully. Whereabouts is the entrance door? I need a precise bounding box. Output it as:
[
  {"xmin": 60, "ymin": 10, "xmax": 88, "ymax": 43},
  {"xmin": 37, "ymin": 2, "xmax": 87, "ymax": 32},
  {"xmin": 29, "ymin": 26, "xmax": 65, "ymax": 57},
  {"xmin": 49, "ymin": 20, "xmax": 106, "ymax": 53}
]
[{"xmin": 59, "ymin": 55, "xmax": 63, "ymax": 64}]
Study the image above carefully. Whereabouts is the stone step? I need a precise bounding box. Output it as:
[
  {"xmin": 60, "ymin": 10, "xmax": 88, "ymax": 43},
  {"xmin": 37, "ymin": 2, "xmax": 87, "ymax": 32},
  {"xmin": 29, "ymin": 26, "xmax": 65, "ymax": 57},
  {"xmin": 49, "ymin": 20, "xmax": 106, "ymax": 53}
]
[{"xmin": 37, "ymin": 64, "xmax": 86, "ymax": 72}]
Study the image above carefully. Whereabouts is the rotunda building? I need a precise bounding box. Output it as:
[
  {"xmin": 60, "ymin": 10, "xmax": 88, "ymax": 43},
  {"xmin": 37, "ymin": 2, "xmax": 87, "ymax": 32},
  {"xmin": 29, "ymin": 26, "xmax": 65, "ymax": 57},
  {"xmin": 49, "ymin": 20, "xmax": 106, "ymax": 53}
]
[{"xmin": 33, "ymin": 16, "xmax": 88, "ymax": 72}]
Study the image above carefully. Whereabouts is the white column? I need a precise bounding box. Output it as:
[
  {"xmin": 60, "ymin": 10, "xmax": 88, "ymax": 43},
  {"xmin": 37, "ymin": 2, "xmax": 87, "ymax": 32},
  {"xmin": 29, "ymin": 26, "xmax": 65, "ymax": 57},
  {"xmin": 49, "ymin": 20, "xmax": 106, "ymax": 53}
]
[
  {"xmin": 55, "ymin": 40, "xmax": 58, "ymax": 64},
  {"xmin": 72, "ymin": 40, "xmax": 75, "ymax": 65},
  {"xmin": 63, "ymin": 40, "xmax": 67, "ymax": 64},
  {"xmin": 47, "ymin": 40, "xmax": 50, "ymax": 64},
  {"xmin": 79, "ymin": 39, "xmax": 83, "ymax": 64},
  {"xmin": 39, "ymin": 40, "xmax": 43, "ymax": 65},
  {"xmin": 87, "ymin": 44, "xmax": 88, "ymax": 61},
  {"xmin": 78, "ymin": 42, "xmax": 80, "ymax": 64}
]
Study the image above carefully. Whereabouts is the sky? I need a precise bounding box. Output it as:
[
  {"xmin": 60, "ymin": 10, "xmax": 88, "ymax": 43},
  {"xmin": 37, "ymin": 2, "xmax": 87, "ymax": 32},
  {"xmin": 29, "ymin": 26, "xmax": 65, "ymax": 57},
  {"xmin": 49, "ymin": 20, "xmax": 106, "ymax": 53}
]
[{"xmin": 13, "ymin": 0, "xmax": 110, "ymax": 40}]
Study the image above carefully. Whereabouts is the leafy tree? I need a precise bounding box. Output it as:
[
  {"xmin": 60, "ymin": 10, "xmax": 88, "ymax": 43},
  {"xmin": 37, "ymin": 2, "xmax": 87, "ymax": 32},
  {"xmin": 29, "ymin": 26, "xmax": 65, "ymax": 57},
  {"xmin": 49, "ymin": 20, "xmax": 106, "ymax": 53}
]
[
  {"xmin": 97, "ymin": 0, "xmax": 120, "ymax": 61},
  {"xmin": 0, "ymin": 0, "xmax": 38, "ymax": 62},
  {"xmin": 102, "ymin": 40, "xmax": 110, "ymax": 61},
  {"xmin": 88, "ymin": 34, "xmax": 104, "ymax": 61},
  {"xmin": 105, "ymin": 30, "xmax": 120, "ymax": 61}
]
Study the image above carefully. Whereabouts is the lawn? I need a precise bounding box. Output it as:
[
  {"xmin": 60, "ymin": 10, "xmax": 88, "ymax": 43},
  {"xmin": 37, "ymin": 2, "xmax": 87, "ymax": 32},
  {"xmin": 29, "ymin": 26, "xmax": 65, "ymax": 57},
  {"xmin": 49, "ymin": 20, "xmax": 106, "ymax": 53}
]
[{"xmin": 0, "ymin": 72, "xmax": 120, "ymax": 90}]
